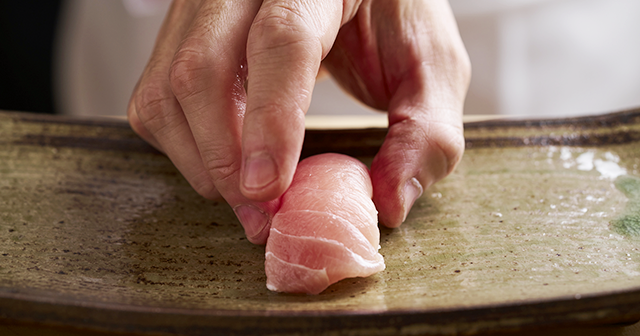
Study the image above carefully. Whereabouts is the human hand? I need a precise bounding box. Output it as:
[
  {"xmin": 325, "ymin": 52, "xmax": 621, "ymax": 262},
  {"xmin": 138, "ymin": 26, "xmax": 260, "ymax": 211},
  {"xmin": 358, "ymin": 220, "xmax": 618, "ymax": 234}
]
[
  {"xmin": 127, "ymin": 0, "xmax": 470, "ymax": 243},
  {"xmin": 322, "ymin": 0, "xmax": 471, "ymax": 227}
]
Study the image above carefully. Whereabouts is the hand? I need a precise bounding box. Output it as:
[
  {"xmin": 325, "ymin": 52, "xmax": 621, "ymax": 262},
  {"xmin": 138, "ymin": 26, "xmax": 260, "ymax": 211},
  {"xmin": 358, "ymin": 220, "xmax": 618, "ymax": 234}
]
[
  {"xmin": 127, "ymin": 0, "xmax": 470, "ymax": 244},
  {"xmin": 322, "ymin": 0, "xmax": 471, "ymax": 227}
]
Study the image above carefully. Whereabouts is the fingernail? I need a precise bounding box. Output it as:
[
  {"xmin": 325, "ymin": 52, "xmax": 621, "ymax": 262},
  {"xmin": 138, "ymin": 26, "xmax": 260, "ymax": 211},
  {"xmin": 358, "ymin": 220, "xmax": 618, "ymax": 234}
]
[
  {"xmin": 243, "ymin": 151, "xmax": 278, "ymax": 190},
  {"xmin": 402, "ymin": 177, "xmax": 424, "ymax": 223},
  {"xmin": 234, "ymin": 204, "xmax": 270, "ymax": 242}
]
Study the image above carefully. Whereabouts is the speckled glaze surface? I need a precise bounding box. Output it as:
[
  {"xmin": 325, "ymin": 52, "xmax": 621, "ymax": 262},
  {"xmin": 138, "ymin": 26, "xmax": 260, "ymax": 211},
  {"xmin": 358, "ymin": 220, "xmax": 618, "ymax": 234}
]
[{"xmin": 1, "ymin": 110, "xmax": 640, "ymax": 335}]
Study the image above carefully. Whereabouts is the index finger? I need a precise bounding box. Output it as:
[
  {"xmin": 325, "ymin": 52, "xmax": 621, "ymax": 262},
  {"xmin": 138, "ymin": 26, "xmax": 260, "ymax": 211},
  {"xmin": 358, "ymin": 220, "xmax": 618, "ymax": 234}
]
[
  {"xmin": 167, "ymin": 0, "xmax": 279, "ymax": 244},
  {"xmin": 240, "ymin": 0, "xmax": 358, "ymax": 201}
]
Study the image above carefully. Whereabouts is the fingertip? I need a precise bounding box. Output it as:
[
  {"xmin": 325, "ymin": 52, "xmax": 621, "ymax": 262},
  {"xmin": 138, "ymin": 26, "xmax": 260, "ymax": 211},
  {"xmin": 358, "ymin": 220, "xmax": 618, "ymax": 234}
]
[
  {"xmin": 233, "ymin": 198, "xmax": 281, "ymax": 245},
  {"xmin": 373, "ymin": 175, "xmax": 425, "ymax": 228},
  {"xmin": 371, "ymin": 109, "xmax": 464, "ymax": 227},
  {"xmin": 242, "ymin": 151, "xmax": 278, "ymax": 192},
  {"xmin": 234, "ymin": 203, "xmax": 271, "ymax": 244},
  {"xmin": 371, "ymin": 154, "xmax": 406, "ymax": 228},
  {"xmin": 240, "ymin": 149, "xmax": 296, "ymax": 202},
  {"xmin": 402, "ymin": 177, "xmax": 424, "ymax": 222},
  {"xmin": 240, "ymin": 103, "xmax": 305, "ymax": 203}
]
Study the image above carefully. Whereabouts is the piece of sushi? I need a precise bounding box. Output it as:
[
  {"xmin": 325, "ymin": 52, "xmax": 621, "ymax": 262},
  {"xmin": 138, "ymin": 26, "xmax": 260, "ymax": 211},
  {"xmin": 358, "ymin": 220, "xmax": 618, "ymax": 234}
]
[{"xmin": 265, "ymin": 153, "xmax": 385, "ymax": 294}]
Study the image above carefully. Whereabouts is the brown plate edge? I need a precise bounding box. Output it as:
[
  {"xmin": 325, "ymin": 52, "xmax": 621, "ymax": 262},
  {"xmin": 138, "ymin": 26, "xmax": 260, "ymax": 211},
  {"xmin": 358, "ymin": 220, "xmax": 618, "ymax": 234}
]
[
  {"xmin": 1, "ymin": 286, "xmax": 639, "ymax": 335},
  {"xmin": 5, "ymin": 107, "xmax": 640, "ymax": 157}
]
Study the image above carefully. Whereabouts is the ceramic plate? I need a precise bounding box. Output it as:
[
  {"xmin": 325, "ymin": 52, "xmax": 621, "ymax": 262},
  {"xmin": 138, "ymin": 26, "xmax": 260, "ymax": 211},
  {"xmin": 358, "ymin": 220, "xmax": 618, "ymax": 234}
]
[{"xmin": 1, "ymin": 110, "xmax": 640, "ymax": 335}]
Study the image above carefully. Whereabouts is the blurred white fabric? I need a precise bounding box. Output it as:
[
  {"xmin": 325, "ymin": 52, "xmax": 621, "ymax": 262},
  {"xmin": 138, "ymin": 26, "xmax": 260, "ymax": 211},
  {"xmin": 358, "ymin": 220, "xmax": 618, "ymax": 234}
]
[
  {"xmin": 56, "ymin": 0, "xmax": 640, "ymax": 118},
  {"xmin": 453, "ymin": 0, "xmax": 640, "ymax": 117},
  {"xmin": 56, "ymin": 0, "xmax": 171, "ymax": 118}
]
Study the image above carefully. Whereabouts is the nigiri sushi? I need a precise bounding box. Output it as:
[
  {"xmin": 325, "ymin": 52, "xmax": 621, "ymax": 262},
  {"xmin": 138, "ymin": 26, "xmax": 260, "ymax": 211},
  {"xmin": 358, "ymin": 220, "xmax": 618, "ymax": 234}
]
[{"xmin": 265, "ymin": 153, "xmax": 385, "ymax": 294}]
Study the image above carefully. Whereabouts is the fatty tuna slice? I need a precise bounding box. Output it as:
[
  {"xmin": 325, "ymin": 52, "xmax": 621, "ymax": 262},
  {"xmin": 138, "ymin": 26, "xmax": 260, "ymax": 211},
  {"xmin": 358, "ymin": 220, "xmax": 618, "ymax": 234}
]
[
  {"xmin": 278, "ymin": 188, "xmax": 379, "ymax": 248},
  {"xmin": 265, "ymin": 153, "xmax": 385, "ymax": 294}
]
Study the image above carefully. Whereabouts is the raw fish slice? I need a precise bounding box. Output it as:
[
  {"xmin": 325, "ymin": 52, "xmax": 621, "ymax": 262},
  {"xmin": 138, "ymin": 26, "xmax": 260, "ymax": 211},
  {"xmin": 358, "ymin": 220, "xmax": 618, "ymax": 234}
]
[
  {"xmin": 265, "ymin": 153, "xmax": 385, "ymax": 294},
  {"xmin": 272, "ymin": 210, "xmax": 378, "ymax": 259},
  {"xmin": 266, "ymin": 230, "xmax": 384, "ymax": 294},
  {"xmin": 267, "ymin": 228, "xmax": 384, "ymax": 272},
  {"xmin": 277, "ymin": 154, "xmax": 378, "ymax": 248},
  {"xmin": 287, "ymin": 160, "xmax": 373, "ymax": 195},
  {"xmin": 280, "ymin": 186, "xmax": 376, "ymax": 218},
  {"xmin": 265, "ymin": 253, "xmax": 329, "ymax": 295},
  {"xmin": 278, "ymin": 188, "xmax": 379, "ymax": 247}
]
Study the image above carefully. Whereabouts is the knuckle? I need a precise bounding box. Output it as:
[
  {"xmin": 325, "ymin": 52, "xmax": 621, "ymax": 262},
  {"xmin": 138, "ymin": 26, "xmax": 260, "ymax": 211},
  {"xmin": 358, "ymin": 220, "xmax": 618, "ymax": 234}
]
[
  {"xmin": 342, "ymin": 0, "xmax": 363, "ymax": 23},
  {"xmin": 128, "ymin": 109, "xmax": 146, "ymax": 136},
  {"xmin": 251, "ymin": 4, "xmax": 320, "ymax": 53},
  {"xmin": 386, "ymin": 117, "xmax": 465, "ymax": 177},
  {"xmin": 424, "ymin": 120, "xmax": 465, "ymax": 174},
  {"xmin": 135, "ymin": 83, "xmax": 167, "ymax": 120},
  {"xmin": 133, "ymin": 82, "xmax": 178, "ymax": 134},
  {"xmin": 189, "ymin": 170, "xmax": 220, "ymax": 200},
  {"xmin": 169, "ymin": 44, "xmax": 210, "ymax": 99},
  {"xmin": 438, "ymin": 37, "xmax": 472, "ymax": 90},
  {"xmin": 200, "ymin": 145, "xmax": 240, "ymax": 184},
  {"xmin": 254, "ymin": 4, "xmax": 304, "ymax": 31},
  {"xmin": 127, "ymin": 94, "xmax": 145, "ymax": 134},
  {"xmin": 451, "ymin": 45, "xmax": 472, "ymax": 87},
  {"xmin": 459, "ymin": 49, "xmax": 472, "ymax": 79}
]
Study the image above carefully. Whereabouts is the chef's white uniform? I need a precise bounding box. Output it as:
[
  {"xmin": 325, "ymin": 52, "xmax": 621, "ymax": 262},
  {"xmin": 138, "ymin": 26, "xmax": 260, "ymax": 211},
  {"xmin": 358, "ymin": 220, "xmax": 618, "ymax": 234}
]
[{"xmin": 55, "ymin": 0, "xmax": 640, "ymax": 118}]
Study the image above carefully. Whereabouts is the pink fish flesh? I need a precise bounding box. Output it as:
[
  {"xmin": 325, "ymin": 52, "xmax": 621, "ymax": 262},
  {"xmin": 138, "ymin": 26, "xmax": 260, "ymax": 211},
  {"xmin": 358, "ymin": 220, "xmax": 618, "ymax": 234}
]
[{"xmin": 265, "ymin": 153, "xmax": 385, "ymax": 294}]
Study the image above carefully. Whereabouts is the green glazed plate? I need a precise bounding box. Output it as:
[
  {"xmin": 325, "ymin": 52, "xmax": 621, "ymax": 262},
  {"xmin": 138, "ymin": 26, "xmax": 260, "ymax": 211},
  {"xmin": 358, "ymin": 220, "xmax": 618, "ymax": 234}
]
[{"xmin": 1, "ymin": 110, "xmax": 640, "ymax": 335}]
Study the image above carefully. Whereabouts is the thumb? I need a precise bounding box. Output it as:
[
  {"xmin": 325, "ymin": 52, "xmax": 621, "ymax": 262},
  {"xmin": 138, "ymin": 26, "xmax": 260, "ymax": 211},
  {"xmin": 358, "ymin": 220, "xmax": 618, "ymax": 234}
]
[{"xmin": 371, "ymin": 81, "xmax": 465, "ymax": 228}]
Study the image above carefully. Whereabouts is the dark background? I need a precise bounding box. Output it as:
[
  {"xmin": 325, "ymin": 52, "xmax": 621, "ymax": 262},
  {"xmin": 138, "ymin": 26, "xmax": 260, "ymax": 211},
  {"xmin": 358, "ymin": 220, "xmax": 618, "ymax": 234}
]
[{"xmin": 0, "ymin": 1, "xmax": 63, "ymax": 114}]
